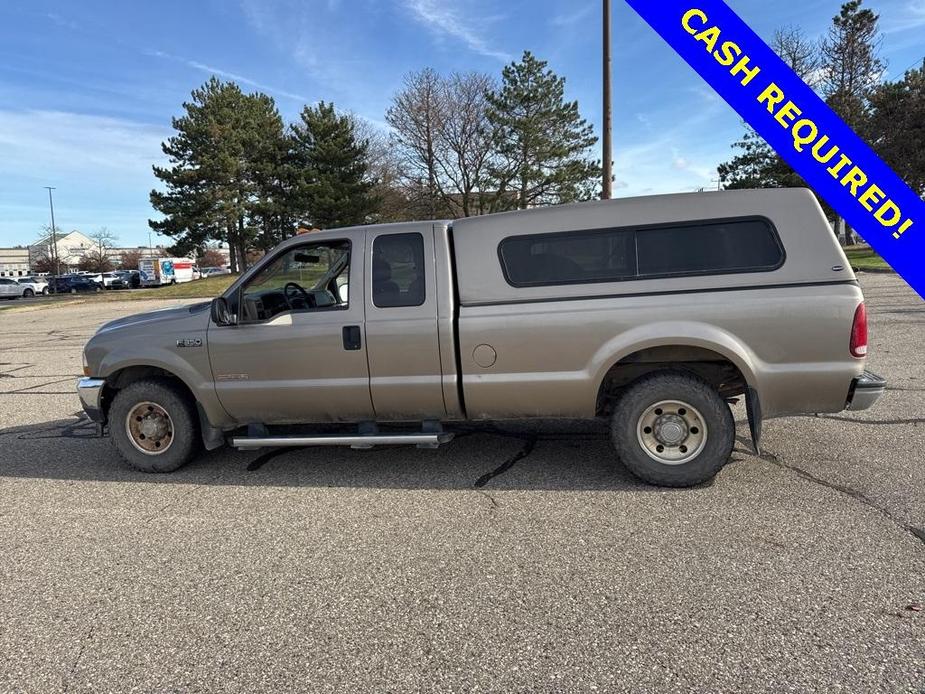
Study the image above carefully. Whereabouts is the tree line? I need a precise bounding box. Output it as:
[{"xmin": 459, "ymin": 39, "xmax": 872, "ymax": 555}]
[
  {"xmin": 151, "ymin": 51, "xmax": 600, "ymax": 271},
  {"xmin": 718, "ymin": 0, "xmax": 925, "ymax": 245}
]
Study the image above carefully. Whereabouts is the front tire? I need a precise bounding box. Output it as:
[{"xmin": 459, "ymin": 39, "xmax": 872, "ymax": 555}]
[
  {"xmin": 610, "ymin": 372, "xmax": 734, "ymax": 487},
  {"xmin": 23, "ymin": 288, "xmax": 34, "ymax": 298},
  {"xmin": 109, "ymin": 379, "xmax": 201, "ymax": 473}
]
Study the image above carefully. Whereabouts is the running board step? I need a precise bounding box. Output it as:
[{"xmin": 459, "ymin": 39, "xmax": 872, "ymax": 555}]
[{"xmin": 230, "ymin": 432, "xmax": 455, "ymax": 451}]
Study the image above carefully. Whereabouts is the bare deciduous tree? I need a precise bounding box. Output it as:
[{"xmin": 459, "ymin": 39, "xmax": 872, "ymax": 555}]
[
  {"xmin": 81, "ymin": 227, "xmax": 119, "ymax": 272},
  {"xmin": 386, "ymin": 68, "xmax": 446, "ymax": 219},
  {"xmin": 119, "ymin": 249, "xmax": 144, "ymax": 270},
  {"xmin": 436, "ymin": 72, "xmax": 497, "ymax": 217},
  {"xmin": 386, "ymin": 69, "xmax": 500, "ymax": 219},
  {"xmin": 773, "ymin": 26, "xmax": 823, "ymax": 87}
]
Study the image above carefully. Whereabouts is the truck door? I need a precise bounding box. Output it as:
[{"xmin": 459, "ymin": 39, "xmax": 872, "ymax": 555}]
[
  {"xmin": 364, "ymin": 225, "xmax": 447, "ymax": 419},
  {"xmin": 207, "ymin": 230, "xmax": 374, "ymax": 423}
]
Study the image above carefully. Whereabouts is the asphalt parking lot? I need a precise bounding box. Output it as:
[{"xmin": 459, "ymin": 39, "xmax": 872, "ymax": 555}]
[{"xmin": 0, "ymin": 274, "xmax": 922, "ymax": 693}]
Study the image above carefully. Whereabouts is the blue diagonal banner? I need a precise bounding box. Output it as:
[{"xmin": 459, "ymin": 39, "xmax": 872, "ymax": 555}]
[{"xmin": 626, "ymin": 0, "xmax": 925, "ymax": 300}]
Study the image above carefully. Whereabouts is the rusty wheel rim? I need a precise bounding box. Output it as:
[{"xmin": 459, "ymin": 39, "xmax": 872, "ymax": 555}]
[{"xmin": 125, "ymin": 401, "xmax": 174, "ymax": 456}]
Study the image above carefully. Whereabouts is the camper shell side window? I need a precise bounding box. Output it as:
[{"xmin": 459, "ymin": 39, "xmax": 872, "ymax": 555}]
[{"xmin": 498, "ymin": 216, "xmax": 785, "ymax": 288}]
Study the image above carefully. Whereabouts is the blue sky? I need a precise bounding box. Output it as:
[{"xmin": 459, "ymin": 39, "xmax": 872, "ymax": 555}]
[{"xmin": 1, "ymin": 0, "xmax": 923, "ymax": 247}]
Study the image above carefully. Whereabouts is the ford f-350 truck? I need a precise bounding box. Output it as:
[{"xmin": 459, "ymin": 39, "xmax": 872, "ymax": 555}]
[{"xmin": 78, "ymin": 189, "xmax": 885, "ymax": 486}]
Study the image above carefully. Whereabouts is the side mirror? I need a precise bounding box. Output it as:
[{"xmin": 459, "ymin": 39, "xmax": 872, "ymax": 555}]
[{"xmin": 210, "ymin": 297, "xmax": 236, "ymax": 326}]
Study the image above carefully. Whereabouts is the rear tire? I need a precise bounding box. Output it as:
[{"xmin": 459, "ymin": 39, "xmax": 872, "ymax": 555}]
[
  {"xmin": 610, "ymin": 372, "xmax": 734, "ymax": 487},
  {"xmin": 109, "ymin": 379, "xmax": 201, "ymax": 473}
]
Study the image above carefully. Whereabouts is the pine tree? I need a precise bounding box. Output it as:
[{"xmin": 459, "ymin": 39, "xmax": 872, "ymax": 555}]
[
  {"xmin": 822, "ymin": 0, "xmax": 884, "ymax": 134},
  {"xmin": 821, "ymin": 0, "xmax": 884, "ymax": 243},
  {"xmin": 718, "ymin": 28, "xmax": 835, "ymax": 221},
  {"xmin": 869, "ymin": 61, "xmax": 925, "ymax": 196},
  {"xmin": 289, "ymin": 102, "xmax": 378, "ymax": 229},
  {"xmin": 150, "ymin": 78, "xmax": 287, "ymax": 270},
  {"xmin": 487, "ymin": 51, "xmax": 600, "ymax": 209}
]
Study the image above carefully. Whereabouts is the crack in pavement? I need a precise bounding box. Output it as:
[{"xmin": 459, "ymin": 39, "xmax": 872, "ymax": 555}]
[
  {"xmin": 476, "ymin": 489, "xmax": 499, "ymax": 509},
  {"xmin": 473, "ymin": 437, "xmax": 537, "ymax": 489},
  {"xmin": 757, "ymin": 445, "xmax": 925, "ymax": 548},
  {"xmin": 61, "ymin": 608, "xmax": 99, "ymax": 693},
  {"xmin": 5, "ymin": 377, "xmax": 80, "ymax": 394},
  {"xmin": 796, "ymin": 414, "xmax": 925, "ymax": 426}
]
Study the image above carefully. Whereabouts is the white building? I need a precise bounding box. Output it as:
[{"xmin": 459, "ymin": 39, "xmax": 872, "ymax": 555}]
[
  {"xmin": 29, "ymin": 229, "xmax": 95, "ymax": 272},
  {"xmin": 0, "ymin": 247, "xmax": 31, "ymax": 277}
]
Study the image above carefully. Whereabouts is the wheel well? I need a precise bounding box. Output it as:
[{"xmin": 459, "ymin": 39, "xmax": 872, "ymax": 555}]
[
  {"xmin": 102, "ymin": 366, "xmax": 195, "ymax": 417},
  {"xmin": 596, "ymin": 345, "xmax": 747, "ymax": 417}
]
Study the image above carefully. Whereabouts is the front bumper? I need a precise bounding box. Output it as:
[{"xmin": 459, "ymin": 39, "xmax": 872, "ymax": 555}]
[
  {"xmin": 77, "ymin": 377, "xmax": 107, "ymax": 423},
  {"xmin": 846, "ymin": 370, "xmax": 886, "ymax": 411}
]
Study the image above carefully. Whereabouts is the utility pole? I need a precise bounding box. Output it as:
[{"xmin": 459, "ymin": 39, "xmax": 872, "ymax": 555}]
[
  {"xmin": 601, "ymin": 0, "xmax": 613, "ymax": 200},
  {"xmin": 44, "ymin": 186, "xmax": 60, "ymax": 281}
]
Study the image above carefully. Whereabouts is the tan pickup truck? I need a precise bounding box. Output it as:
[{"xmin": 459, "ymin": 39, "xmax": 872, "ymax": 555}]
[{"xmin": 78, "ymin": 189, "xmax": 884, "ymax": 486}]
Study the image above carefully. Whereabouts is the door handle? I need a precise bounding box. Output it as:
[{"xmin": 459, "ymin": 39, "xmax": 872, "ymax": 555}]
[{"xmin": 342, "ymin": 325, "xmax": 362, "ymax": 351}]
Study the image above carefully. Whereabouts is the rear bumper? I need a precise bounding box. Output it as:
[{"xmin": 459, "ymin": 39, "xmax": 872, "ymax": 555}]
[
  {"xmin": 846, "ymin": 370, "xmax": 886, "ymax": 411},
  {"xmin": 77, "ymin": 377, "xmax": 107, "ymax": 423}
]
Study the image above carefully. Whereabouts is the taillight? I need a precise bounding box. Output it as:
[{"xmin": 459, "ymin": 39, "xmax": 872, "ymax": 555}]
[{"xmin": 850, "ymin": 302, "xmax": 868, "ymax": 358}]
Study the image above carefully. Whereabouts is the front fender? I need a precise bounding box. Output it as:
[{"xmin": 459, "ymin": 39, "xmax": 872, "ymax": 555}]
[{"xmin": 95, "ymin": 347, "xmax": 230, "ymax": 430}]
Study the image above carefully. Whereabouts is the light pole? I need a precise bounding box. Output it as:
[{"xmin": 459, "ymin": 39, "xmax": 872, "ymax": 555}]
[
  {"xmin": 44, "ymin": 186, "xmax": 60, "ymax": 281},
  {"xmin": 602, "ymin": 0, "xmax": 613, "ymax": 200}
]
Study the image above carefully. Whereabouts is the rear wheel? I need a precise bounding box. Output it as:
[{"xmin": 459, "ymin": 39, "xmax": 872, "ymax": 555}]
[
  {"xmin": 110, "ymin": 379, "xmax": 201, "ymax": 473},
  {"xmin": 610, "ymin": 372, "xmax": 734, "ymax": 487},
  {"xmin": 42, "ymin": 287, "xmax": 49, "ymax": 295}
]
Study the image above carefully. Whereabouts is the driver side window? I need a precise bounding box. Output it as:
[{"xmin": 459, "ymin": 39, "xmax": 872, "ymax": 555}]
[{"xmin": 239, "ymin": 240, "xmax": 350, "ymax": 323}]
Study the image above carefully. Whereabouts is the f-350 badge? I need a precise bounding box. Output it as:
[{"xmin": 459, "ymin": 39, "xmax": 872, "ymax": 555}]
[{"xmin": 176, "ymin": 338, "xmax": 203, "ymax": 348}]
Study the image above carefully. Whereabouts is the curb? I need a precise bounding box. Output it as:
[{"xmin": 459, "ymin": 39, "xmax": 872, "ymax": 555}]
[{"xmin": 852, "ymin": 267, "xmax": 896, "ymax": 275}]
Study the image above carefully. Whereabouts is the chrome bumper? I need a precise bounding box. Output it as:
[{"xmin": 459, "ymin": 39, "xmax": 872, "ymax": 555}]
[
  {"xmin": 77, "ymin": 377, "xmax": 107, "ymax": 423},
  {"xmin": 846, "ymin": 371, "xmax": 886, "ymax": 411}
]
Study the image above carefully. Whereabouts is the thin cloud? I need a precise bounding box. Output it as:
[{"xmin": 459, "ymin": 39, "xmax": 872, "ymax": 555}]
[
  {"xmin": 147, "ymin": 50, "xmax": 309, "ymax": 102},
  {"xmin": 883, "ymin": 0, "xmax": 925, "ymax": 32},
  {"xmin": 402, "ymin": 0, "xmax": 511, "ymax": 61},
  {"xmin": 550, "ymin": 3, "xmax": 595, "ymax": 27},
  {"xmin": 0, "ymin": 109, "xmax": 167, "ymax": 179}
]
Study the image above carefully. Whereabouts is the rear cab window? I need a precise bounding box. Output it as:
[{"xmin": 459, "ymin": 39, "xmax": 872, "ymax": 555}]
[{"xmin": 372, "ymin": 233, "xmax": 426, "ymax": 308}]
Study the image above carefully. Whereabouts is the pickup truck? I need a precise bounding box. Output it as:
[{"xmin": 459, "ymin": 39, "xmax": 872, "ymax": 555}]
[{"xmin": 78, "ymin": 189, "xmax": 885, "ymax": 486}]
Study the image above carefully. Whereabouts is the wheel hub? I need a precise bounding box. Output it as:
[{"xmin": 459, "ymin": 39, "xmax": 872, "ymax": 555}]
[
  {"xmin": 126, "ymin": 402, "xmax": 174, "ymax": 455},
  {"xmin": 653, "ymin": 414, "xmax": 687, "ymax": 445},
  {"xmin": 636, "ymin": 400, "xmax": 708, "ymax": 465}
]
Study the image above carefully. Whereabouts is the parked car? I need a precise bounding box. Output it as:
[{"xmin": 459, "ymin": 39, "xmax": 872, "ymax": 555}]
[
  {"xmin": 78, "ymin": 189, "xmax": 884, "ymax": 486},
  {"xmin": 76, "ymin": 271, "xmax": 104, "ymax": 284},
  {"xmin": 100, "ymin": 272, "xmax": 127, "ymax": 290},
  {"xmin": 54, "ymin": 276, "xmax": 102, "ymax": 294},
  {"xmin": 117, "ymin": 270, "xmax": 141, "ymax": 289},
  {"xmin": 0, "ymin": 277, "xmax": 29, "ymax": 299},
  {"xmin": 17, "ymin": 277, "xmax": 50, "ymax": 296},
  {"xmin": 200, "ymin": 266, "xmax": 231, "ymax": 278}
]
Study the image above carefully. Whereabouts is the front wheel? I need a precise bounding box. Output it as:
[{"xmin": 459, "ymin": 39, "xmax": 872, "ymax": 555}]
[
  {"xmin": 109, "ymin": 379, "xmax": 201, "ymax": 473},
  {"xmin": 42, "ymin": 287, "xmax": 49, "ymax": 295},
  {"xmin": 610, "ymin": 372, "xmax": 735, "ymax": 487},
  {"xmin": 23, "ymin": 288, "xmax": 34, "ymax": 298}
]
